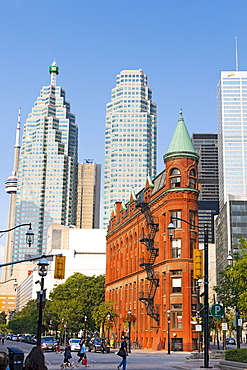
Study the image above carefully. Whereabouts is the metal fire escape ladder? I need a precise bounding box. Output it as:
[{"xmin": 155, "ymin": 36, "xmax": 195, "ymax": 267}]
[{"xmin": 136, "ymin": 200, "xmax": 160, "ymax": 323}]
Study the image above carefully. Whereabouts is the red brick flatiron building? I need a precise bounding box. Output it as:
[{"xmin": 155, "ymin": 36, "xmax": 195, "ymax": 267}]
[{"xmin": 105, "ymin": 110, "xmax": 200, "ymax": 351}]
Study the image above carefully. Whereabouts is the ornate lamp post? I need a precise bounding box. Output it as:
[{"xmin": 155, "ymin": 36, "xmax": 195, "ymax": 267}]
[
  {"xmin": 37, "ymin": 257, "xmax": 49, "ymax": 347},
  {"xmin": 107, "ymin": 314, "xmax": 111, "ymax": 342},
  {"xmin": 84, "ymin": 315, "xmax": 87, "ymax": 340},
  {"xmin": 168, "ymin": 217, "xmax": 209, "ymax": 368},
  {"xmin": 167, "ymin": 309, "xmax": 171, "ymax": 354},
  {"xmin": 0, "ymin": 223, "xmax": 34, "ymax": 242},
  {"xmin": 0, "ymin": 278, "xmax": 18, "ymax": 291}
]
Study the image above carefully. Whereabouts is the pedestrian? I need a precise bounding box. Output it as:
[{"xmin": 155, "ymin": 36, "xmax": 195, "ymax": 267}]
[
  {"xmin": 23, "ymin": 346, "xmax": 48, "ymax": 370},
  {"xmin": 60, "ymin": 342, "xmax": 73, "ymax": 369},
  {"xmin": 56, "ymin": 339, "xmax": 61, "ymax": 353},
  {"xmin": 117, "ymin": 336, "xmax": 128, "ymax": 370},
  {"xmin": 75, "ymin": 340, "xmax": 87, "ymax": 367},
  {"xmin": 0, "ymin": 352, "xmax": 9, "ymax": 370},
  {"xmin": 101, "ymin": 339, "xmax": 105, "ymax": 354},
  {"xmin": 1, "ymin": 336, "xmax": 5, "ymax": 345}
]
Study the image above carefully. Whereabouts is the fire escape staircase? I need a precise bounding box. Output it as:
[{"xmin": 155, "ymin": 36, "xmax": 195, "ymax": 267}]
[{"xmin": 136, "ymin": 200, "xmax": 160, "ymax": 322}]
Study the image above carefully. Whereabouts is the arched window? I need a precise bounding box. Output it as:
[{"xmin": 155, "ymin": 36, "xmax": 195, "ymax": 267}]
[
  {"xmin": 170, "ymin": 168, "xmax": 181, "ymax": 188},
  {"xmin": 189, "ymin": 169, "xmax": 196, "ymax": 188}
]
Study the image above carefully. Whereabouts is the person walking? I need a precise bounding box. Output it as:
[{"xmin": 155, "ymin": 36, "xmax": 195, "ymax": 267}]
[
  {"xmin": 117, "ymin": 337, "xmax": 128, "ymax": 370},
  {"xmin": 56, "ymin": 339, "xmax": 61, "ymax": 353},
  {"xmin": 61, "ymin": 342, "xmax": 73, "ymax": 369},
  {"xmin": 23, "ymin": 346, "xmax": 48, "ymax": 370},
  {"xmin": 75, "ymin": 340, "xmax": 87, "ymax": 367}
]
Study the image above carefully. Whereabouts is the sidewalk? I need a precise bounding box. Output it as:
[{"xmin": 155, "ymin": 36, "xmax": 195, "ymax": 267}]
[{"xmin": 121, "ymin": 349, "xmax": 221, "ymax": 369}]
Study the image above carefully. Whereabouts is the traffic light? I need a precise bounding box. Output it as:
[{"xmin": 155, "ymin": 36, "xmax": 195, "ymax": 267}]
[
  {"xmin": 193, "ymin": 249, "xmax": 203, "ymax": 279},
  {"xmin": 54, "ymin": 255, "xmax": 66, "ymax": 279}
]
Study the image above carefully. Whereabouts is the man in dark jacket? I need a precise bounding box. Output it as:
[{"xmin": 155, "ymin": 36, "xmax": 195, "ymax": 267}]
[{"xmin": 117, "ymin": 336, "xmax": 128, "ymax": 370}]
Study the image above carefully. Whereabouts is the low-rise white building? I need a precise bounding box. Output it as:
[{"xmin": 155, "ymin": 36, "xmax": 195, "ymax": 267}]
[{"xmin": 16, "ymin": 226, "xmax": 106, "ymax": 311}]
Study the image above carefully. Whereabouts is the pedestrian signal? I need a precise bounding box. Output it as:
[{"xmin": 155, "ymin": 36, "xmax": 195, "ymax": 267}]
[
  {"xmin": 54, "ymin": 255, "xmax": 66, "ymax": 279},
  {"xmin": 193, "ymin": 249, "xmax": 203, "ymax": 279}
]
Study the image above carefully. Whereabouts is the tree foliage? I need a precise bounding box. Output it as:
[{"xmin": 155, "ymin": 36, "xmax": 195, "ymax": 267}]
[
  {"xmin": 0, "ymin": 312, "xmax": 6, "ymax": 326},
  {"xmin": 215, "ymin": 237, "xmax": 247, "ymax": 314},
  {"xmin": 8, "ymin": 300, "xmax": 38, "ymax": 333},
  {"xmin": 45, "ymin": 273, "xmax": 105, "ymax": 333},
  {"xmin": 8, "ymin": 273, "xmax": 106, "ymax": 335},
  {"xmin": 92, "ymin": 300, "xmax": 118, "ymax": 329}
]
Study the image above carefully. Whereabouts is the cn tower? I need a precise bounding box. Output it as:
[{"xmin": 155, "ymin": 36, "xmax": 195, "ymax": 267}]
[{"xmin": 3, "ymin": 107, "xmax": 21, "ymax": 280}]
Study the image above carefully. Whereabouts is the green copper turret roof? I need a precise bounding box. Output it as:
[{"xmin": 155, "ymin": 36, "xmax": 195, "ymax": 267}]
[{"xmin": 163, "ymin": 109, "xmax": 199, "ymax": 161}]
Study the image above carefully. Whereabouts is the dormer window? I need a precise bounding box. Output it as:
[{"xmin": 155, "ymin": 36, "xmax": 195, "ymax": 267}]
[
  {"xmin": 189, "ymin": 169, "xmax": 196, "ymax": 189},
  {"xmin": 170, "ymin": 168, "xmax": 181, "ymax": 188}
]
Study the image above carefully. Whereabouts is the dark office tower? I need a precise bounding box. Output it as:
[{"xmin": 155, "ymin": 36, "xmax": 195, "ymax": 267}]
[{"xmin": 192, "ymin": 133, "xmax": 219, "ymax": 243}]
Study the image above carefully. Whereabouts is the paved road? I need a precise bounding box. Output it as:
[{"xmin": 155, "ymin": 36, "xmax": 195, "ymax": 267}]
[{"xmin": 0, "ymin": 339, "xmax": 222, "ymax": 369}]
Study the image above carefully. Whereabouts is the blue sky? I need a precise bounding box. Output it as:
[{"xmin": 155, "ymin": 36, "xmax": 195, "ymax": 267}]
[{"xmin": 0, "ymin": 0, "xmax": 247, "ymax": 259}]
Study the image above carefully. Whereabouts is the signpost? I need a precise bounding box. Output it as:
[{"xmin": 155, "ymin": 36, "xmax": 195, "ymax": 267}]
[
  {"xmin": 210, "ymin": 304, "xmax": 224, "ymax": 319},
  {"xmin": 222, "ymin": 322, "xmax": 228, "ymax": 331}
]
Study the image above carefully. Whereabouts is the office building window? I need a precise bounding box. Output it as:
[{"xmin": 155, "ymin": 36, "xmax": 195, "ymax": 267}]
[
  {"xmin": 171, "ymin": 210, "xmax": 181, "ymax": 228},
  {"xmin": 172, "ymin": 239, "xmax": 181, "ymax": 258},
  {"xmin": 170, "ymin": 168, "xmax": 181, "ymax": 188},
  {"xmin": 171, "ymin": 304, "xmax": 183, "ymax": 328}
]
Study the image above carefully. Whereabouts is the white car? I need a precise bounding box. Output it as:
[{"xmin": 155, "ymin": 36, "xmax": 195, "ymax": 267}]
[{"xmin": 69, "ymin": 338, "xmax": 81, "ymax": 351}]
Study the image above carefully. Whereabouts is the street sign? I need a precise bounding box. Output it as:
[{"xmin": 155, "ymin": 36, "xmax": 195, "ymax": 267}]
[
  {"xmin": 222, "ymin": 322, "xmax": 228, "ymax": 331},
  {"xmin": 210, "ymin": 304, "xmax": 224, "ymax": 318},
  {"xmin": 196, "ymin": 325, "xmax": 202, "ymax": 332},
  {"xmin": 238, "ymin": 319, "xmax": 243, "ymax": 326}
]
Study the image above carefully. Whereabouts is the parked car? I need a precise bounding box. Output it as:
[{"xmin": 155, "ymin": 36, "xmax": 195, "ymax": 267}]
[
  {"xmin": 41, "ymin": 336, "xmax": 57, "ymax": 351},
  {"xmin": 69, "ymin": 338, "xmax": 81, "ymax": 352},
  {"xmin": 30, "ymin": 335, "xmax": 37, "ymax": 344},
  {"xmin": 12, "ymin": 335, "xmax": 18, "ymax": 341},
  {"xmin": 226, "ymin": 337, "xmax": 236, "ymax": 345},
  {"xmin": 25, "ymin": 334, "xmax": 34, "ymax": 343},
  {"xmin": 17, "ymin": 335, "xmax": 23, "ymax": 342},
  {"xmin": 21, "ymin": 335, "xmax": 28, "ymax": 342},
  {"xmin": 88, "ymin": 338, "xmax": 110, "ymax": 353}
]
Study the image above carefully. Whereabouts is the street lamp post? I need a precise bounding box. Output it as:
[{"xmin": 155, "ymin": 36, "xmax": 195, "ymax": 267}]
[
  {"xmin": 196, "ymin": 279, "xmax": 202, "ymax": 353},
  {"xmin": 37, "ymin": 257, "xmax": 49, "ymax": 347},
  {"xmin": 0, "ymin": 278, "xmax": 18, "ymax": 291},
  {"xmin": 167, "ymin": 310, "xmax": 171, "ymax": 355},
  {"xmin": 168, "ymin": 217, "xmax": 210, "ymax": 368},
  {"xmin": 0, "ymin": 223, "xmax": 34, "ymax": 246},
  {"xmin": 227, "ymin": 251, "xmax": 241, "ymax": 349},
  {"xmin": 128, "ymin": 310, "xmax": 131, "ymax": 353},
  {"xmin": 107, "ymin": 314, "xmax": 111, "ymax": 342},
  {"xmin": 84, "ymin": 315, "xmax": 87, "ymax": 340}
]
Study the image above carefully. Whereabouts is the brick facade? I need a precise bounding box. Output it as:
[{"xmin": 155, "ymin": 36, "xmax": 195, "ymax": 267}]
[{"xmin": 105, "ymin": 115, "xmax": 200, "ymax": 351}]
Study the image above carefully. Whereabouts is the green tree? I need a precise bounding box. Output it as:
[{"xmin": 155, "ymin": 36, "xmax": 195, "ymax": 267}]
[
  {"xmin": 46, "ymin": 273, "xmax": 105, "ymax": 333},
  {"xmin": 215, "ymin": 237, "xmax": 247, "ymax": 315},
  {"xmin": 7, "ymin": 273, "xmax": 105, "ymax": 336},
  {"xmin": 92, "ymin": 300, "xmax": 118, "ymax": 334},
  {"xmin": 7, "ymin": 300, "xmax": 38, "ymax": 334},
  {"xmin": 0, "ymin": 312, "xmax": 6, "ymax": 326}
]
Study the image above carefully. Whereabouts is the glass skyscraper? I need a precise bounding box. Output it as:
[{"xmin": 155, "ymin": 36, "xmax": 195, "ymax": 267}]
[
  {"xmin": 103, "ymin": 69, "xmax": 157, "ymax": 228},
  {"xmin": 217, "ymin": 71, "xmax": 247, "ymax": 209},
  {"xmin": 10, "ymin": 62, "xmax": 78, "ymax": 272}
]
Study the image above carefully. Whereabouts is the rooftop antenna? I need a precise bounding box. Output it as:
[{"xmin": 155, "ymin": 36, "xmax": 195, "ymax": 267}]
[{"xmin": 235, "ymin": 36, "xmax": 239, "ymax": 71}]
